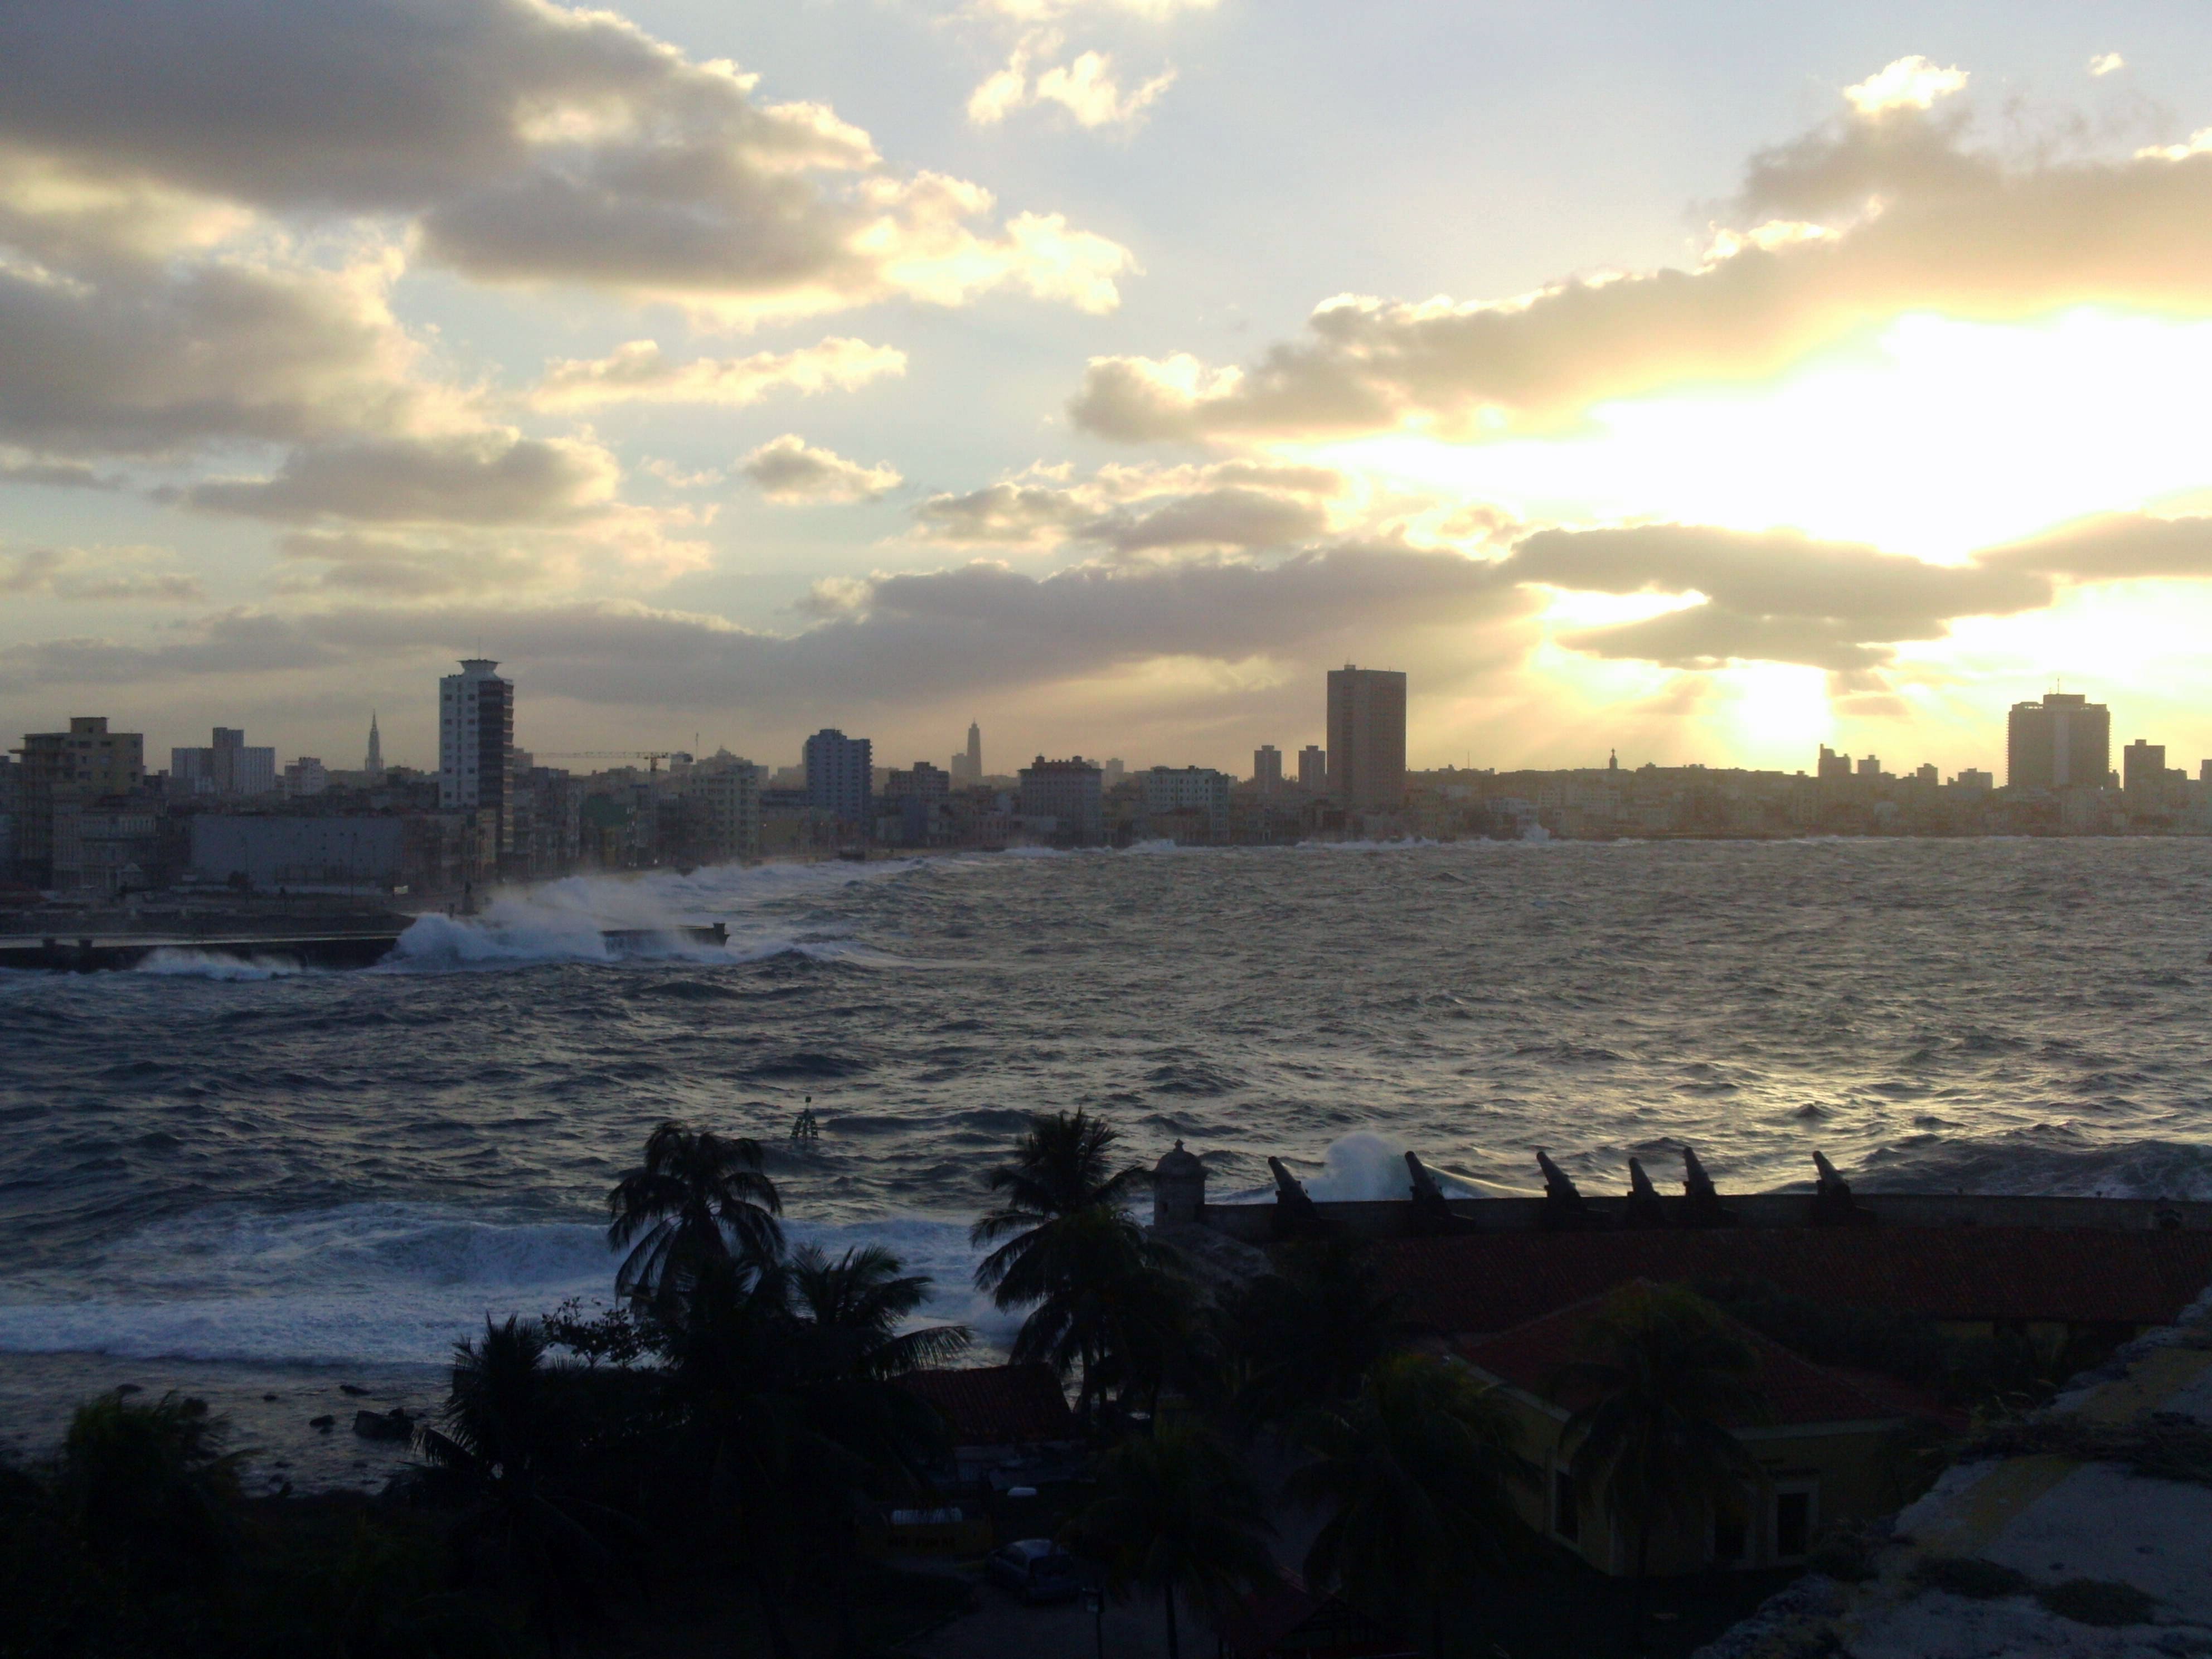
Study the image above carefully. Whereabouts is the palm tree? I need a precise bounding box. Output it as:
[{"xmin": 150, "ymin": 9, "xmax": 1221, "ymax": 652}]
[
  {"xmin": 1553, "ymin": 1284, "xmax": 1770, "ymax": 1652},
  {"xmin": 1001, "ymin": 1203, "xmax": 1186, "ymax": 1423},
  {"xmin": 788, "ymin": 1243, "xmax": 973, "ymax": 1380},
  {"xmin": 607, "ymin": 1120, "xmax": 782, "ymax": 1311},
  {"xmin": 1064, "ymin": 1420, "xmax": 1275, "ymax": 1659},
  {"xmin": 1289, "ymin": 1352, "xmax": 1527, "ymax": 1655},
  {"xmin": 1227, "ymin": 1240, "xmax": 1407, "ymax": 1427},
  {"xmin": 971, "ymin": 1108, "xmax": 1147, "ymax": 1309},
  {"xmin": 416, "ymin": 1317, "xmax": 630, "ymax": 1657}
]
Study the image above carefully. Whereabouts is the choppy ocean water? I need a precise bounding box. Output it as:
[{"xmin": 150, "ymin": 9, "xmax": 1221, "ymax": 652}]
[{"xmin": 5, "ymin": 838, "xmax": 2212, "ymax": 1486}]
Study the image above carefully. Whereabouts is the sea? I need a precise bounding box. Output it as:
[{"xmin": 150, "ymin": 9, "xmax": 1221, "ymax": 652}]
[{"xmin": 4, "ymin": 836, "xmax": 2212, "ymax": 1489}]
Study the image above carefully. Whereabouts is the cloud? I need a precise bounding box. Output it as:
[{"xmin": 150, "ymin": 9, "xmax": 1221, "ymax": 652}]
[
  {"xmin": 1977, "ymin": 511, "xmax": 2212, "ymax": 580},
  {"xmin": 1069, "ymin": 64, "xmax": 2212, "ymax": 442},
  {"xmin": 1842, "ymin": 55, "xmax": 1968, "ymax": 118},
  {"xmin": 0, "ymin": 249, "xmax": 439, "ymax": 458},
  {"xmin": 972, "ymin": 0, "xmax": 1216, "ymax": 17},
  {"xmin": 529, "ymin": 337, "xmax": 905, "ymax": 411},
  {"xmin": 0, "ymin": 544, "xmax": 203, "ymax": 602},
  {"xmin": 186, "ymin": 431, "xmax": 620, "ymax": 526},
  {"xmin": 0, "ymin": 452, "xmax": 117, "ymax": 489},
  {"xmin": 1503, "ymin": 522, "xmax": 2050, "ymax": 671},
  {"xmin": 0, "ymin": 542, "xmax": 1526, "ymax": 711},
  {"xmin": 739, "ymin": 435, "xmax": 903, "ymax": 502},
  {"xmin": 914, "ymin": 459, "xmax": 1352, "ymax": 551},
  {"xmin": 2089, "ymin": 52, "xmax": 2126, "ymax": 78},
  {"xmin": 0, "ymin": 0, "xmax": 1134, "ymax": 323},
  {"xmin": 969, "ymin": 33, "xmax": 1176, "ymax": 129}
]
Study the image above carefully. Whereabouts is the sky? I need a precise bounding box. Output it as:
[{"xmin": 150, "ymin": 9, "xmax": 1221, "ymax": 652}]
[{"xmin": 7, "ymin": 1, "xmax": 2212, "ymax": 779}]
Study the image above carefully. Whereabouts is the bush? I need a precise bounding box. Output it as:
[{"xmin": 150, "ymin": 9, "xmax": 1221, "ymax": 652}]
[
  {"xmin": 1909, "ymin": 1556, "xmax": 2029, "ymax": 1599},
  {"xmin": 2037, "ymin": 1578, "xmax": 2158, "ymax": 1627}
]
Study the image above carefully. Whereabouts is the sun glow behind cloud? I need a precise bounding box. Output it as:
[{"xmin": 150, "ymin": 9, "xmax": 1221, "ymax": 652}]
[{"xmin": 1325, "ymin": 309, "xmax": 2212, "ymax": 562}]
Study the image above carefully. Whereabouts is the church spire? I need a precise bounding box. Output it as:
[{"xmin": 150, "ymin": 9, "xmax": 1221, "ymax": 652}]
[{"xmin": 365, "ymin": 710, "xmax": 385, "ymax": 779}]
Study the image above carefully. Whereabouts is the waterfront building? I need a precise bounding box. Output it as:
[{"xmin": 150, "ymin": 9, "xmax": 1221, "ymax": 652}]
[
  {"xmin": 1017, "ymin": 755, "xmax": 1104, "ymax": 842},
  {"xmin": 11, "ymin": 716, "xmax": 144, "ymax": 886},
  {"xmin": 172, "ymin": 727, "xmax": 276, "ymax": 797},
  {"xmin": 1299, "ymin": 744, "xmax": 1327, "ymax": 791},
  {"xmin": 696, "ymin": 758, "xmax": 763, "ymax": 862},
  {"xmin": 2008, "ymin": 691, "xmax": 2109, "ymax": 789},
  {"xmin": 1143, "ymin": 765, "xmax": 1232, "ymax": 840},
  {"xmin": 803, "ymin": 728, "xmax": 873, "ymax": 827},
  {"xmin": 1103, "ymin": 758, "xmax": 1126, "ymax": 787},
  {"xmin": 1326, "ymin": 665, "xmax": 1407, "ymax": 812},
  {"xmin": 1253, "ymin": 744, "xmax": 1283, "ymax": 793},
  {"xmin": 190, "ymin": 814, "xmax": 406, "ymax": 892},
  {"xmin": 439, "ymin": 659, "xmax": 515, "ymax": 854},
  {"xmin": 885, "ymin": 760, "xmax": 952, "ymax": 846}
]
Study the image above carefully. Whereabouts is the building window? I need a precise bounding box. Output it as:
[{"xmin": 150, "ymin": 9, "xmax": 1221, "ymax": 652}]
[
  {"xmin": 1552, "ymin": 1470, "xmax": 1578, "ymax": 1544},
  {"xmin": 1773, "ymin": 1486, "xmax": 1815, "ymax": 1561}
]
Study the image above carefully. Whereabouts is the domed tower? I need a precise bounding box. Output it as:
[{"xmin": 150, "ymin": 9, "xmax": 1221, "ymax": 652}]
[{"xmin": 1152, "ymin": 1140, "xmax": 1207, "ymax": 1229}]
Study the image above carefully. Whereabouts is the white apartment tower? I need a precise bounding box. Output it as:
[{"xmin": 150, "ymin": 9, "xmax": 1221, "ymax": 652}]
[{"xmin": 440, "ymin": 658, "xmax": 514, "ymax": 852}]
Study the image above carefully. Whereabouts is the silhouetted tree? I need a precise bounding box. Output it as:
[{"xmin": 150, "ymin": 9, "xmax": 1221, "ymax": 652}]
[
  {"xmin": 417, "ymin": 1317, "xmax": 631, "ymax": 1657},
  {"xmin": 607, "ymin": 1120, "xmax": 783, "ymax": 1312},
  {"xmin": 1225, "ymin": 1240, "xmax": 1407, "ymax": 1426},
  {"xmin": 58, "ymin": 1388, "xmax": 246, "ymax": 1598},
  {"xmin": 1291, "ymin": 1352, "xmax": 1527, "ymax": 1654},
  {"xmin": 1064, "ymin": 1420, "xmax": 1275, "ymax": 1659},
  {"xmin": 971, "ymin": 1108, "xmax": 1147, "ymax": 1308},
  {"xmin": 1554, "ymin": 1284, "xmax": 1770, "ymax": 1654}
]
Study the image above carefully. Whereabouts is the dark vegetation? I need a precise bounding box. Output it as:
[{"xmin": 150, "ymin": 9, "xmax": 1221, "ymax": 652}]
[{"xmin": 2, "ymin": 1111, "xmax": 2078, "ymax": 1658}]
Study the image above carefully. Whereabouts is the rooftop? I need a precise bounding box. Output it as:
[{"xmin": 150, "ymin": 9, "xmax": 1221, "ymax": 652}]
[
  {"xmin": 1373, "ymin": 1226, "xmax": 2212, "ymax": 1334},
  {"xmin": 1459, "ymin": 1288, "xmax": 1941, "ymax": 1429}
]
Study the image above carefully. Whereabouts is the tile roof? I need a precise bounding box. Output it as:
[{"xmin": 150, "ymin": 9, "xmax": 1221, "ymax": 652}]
[
  {"xmin": 1459, "ymin": 1289, "xmax": 1922, "ymax": 1428},
  {"xmin": 1374, "ymin": 1226, "xmax": 2212, "ymax": 1335},
  {"xmin": 898, "ymin": 1362, "xmax": 1078, "ymax": 1447}
]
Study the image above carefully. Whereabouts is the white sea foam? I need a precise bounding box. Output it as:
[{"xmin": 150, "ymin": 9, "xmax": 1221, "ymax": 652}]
[
  {"xmin": 0, "ymin": 1202, "xmax": 1006, "ymax": 1366},
  {"xmin": 133, "ymin": 949, "xmax": 314, "ymax": 981},
  {"xmin": 385, "ymin": 856, "xmax": 933, "ymax": 972}
]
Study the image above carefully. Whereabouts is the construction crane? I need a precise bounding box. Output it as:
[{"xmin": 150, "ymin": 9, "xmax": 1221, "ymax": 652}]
[{"xmin": 536, "ymin": 750, "xmax": 689, "ymax": 774}]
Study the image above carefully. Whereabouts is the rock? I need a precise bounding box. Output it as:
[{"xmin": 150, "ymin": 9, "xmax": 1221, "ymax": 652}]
[
  {"xmin": 352, "ymin": 1407, "xmax": 414, "ymax": 1442},
  {"xmin": 262, "ymin": 1392, "xmax": 279, "ymax": 1401},
  {"xmin": 339, "ymin": 1384, "xmax": 369, "ymax": 1397},
  {"xmin": 309, "ymin": 1415, "xmax": 336, "ymax": 1430}
]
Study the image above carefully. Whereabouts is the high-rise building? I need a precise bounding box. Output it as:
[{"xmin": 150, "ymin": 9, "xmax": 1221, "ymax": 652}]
[
  {"xmin": 1325, "ymin": 665, "xmax": 1407, "ymax": 812},
  {"xmin": 365, "ymin": 711, "xmax": 385, "ymax": 782},
  {"xmin": 2007, "ymin": 692, "xmax": 2109, "ymax": 789},
  {"xmin": 804, "ymin": 728, "xmax": 872, "ymax": 826},
  {"xmin": 1017, "ymin": 756, "xmax": 1103, "ymax": 842},
  {"xmin": 1298, "ymin": 745, "xmax": 1326, "ymax": 791},
  {"xmin": 172, "ymin": 727, "xmax": 276, "ymax": 797},
  {"xmin": 1253, "ymin": 744, "xmax": 1283, "ymax": 793},
  {"xmin": 1856, "ymin": 755, "xmax": 1881, "ymax": 779},
  {"xmin": 2123, "ymin": 739, "xmax": 2167, "ymax": 794},
  {"xmin": 440, "ymin": 659, "xmax": 515, "ymax": 852},
  {"xmin": 12, "ymin": 716, "xmax": 144, "ymax": 885},
  {"xmin": 1817, "ymin": 746, "xmax": 1852, "ymax": 781}
]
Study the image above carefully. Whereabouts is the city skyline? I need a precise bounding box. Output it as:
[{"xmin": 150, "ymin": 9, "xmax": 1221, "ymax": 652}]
[{"xmin": 13, "ymin": 9, "xmax": 2212, "ymax": 773}]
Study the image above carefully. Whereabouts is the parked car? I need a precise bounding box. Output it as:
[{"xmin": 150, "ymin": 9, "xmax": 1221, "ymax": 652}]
[{"xmin": 986, "ymin": 1539, "xmax": 1082, "ymax": 1604}]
